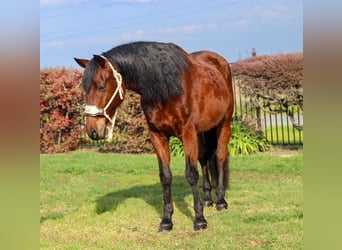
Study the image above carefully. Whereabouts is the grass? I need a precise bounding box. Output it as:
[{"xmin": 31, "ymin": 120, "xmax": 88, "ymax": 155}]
[{"xmin": 40, "ymin": 151, "xmax": 303, "ymax": 249}]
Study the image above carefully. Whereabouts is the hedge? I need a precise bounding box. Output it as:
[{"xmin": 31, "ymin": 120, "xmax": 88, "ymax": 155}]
[
  {"xmin": 40, "ymin": 67, "xmax": 152, "ymax": 154},
  {"xmin": 231, "ymin": 53, "xmax": 303, "ymax": 108},
  {"xmin": 40, "ymin": 68, "xmax": 84, "ymax": 153},
  {"xmin": 231, "ymin": 53, "xmax": 303, "ymax": 130}
]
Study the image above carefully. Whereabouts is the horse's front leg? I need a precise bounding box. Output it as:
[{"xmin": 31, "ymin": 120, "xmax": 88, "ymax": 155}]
[
  {"xmin": 149, "ymin": 131, "xmax": 174, "ymax": 232},
  {"xmin": 183, "ymin": 127, "xmax": 208, "ymax": 231}
]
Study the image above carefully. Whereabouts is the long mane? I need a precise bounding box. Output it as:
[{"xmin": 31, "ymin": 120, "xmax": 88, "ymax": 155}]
[{"xmin": 82, "ymin": 41, "xmax": 190, "ymax": 102}]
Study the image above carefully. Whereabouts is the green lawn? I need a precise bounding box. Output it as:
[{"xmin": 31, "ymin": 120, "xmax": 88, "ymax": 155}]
[{"xmin": 40, "ymin": 151, "xmax": 303, "ymax": 249}]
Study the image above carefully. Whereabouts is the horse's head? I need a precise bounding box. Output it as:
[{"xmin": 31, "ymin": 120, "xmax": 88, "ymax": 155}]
[{"xmin": 74, "ymin": 55, "xmax": 125, "ymax": 140}]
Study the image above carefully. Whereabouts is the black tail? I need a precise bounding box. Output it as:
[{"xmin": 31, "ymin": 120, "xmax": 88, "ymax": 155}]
[
  {"xmin": 203, "ymin": 129, "xmax": 218, "ymax": 188},
  {"xmin": 203, "ymin": 129, "xmax": 229, "ymax": 190}
]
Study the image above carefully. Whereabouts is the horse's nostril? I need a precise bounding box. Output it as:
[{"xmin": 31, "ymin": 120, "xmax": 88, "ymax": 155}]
[{"xmin": 91, "ymin": 128, "xmax": 98, "ymax": 140}]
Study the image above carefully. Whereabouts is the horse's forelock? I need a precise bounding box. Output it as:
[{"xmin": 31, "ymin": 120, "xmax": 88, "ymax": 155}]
[{"xmin": 82, "ymin": 59, "xmax": 98, "ymax": 93}]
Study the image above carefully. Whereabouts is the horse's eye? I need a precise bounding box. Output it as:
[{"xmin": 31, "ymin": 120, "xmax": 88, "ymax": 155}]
[{"xmin": 98, "ymin": 81, "xmax": 106, "ymax": 91}]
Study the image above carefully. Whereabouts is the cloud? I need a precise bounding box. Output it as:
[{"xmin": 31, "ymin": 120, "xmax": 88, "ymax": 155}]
[
  {"xmin": 40, "ymin": 0, "xmax": 85, "ymax": 6},
  {"xmin": 113, "ymin": 0, "xmax": 158, "ymax": 3},
  {"xmin": 40, "ymin": 0, "xmax": 62, "ymax": 6},
  {"xmin": 41, "ymin": 0, "xmax": 157, "ymax": 5},
  {"xmin": 254, "ymin": 6, "xmax": 280, "ymax": 18},
  {"xmin": 120, "ymin": 29, "xmax": 145, "ymax": 41},
  {"xmin": 227, "ymin": 19, "xmax": 248, "ymax": 29},
  {"xmin": 47, "ymin": 40, "xmax": 65, "ymax": 47},
  {"xmin": 45, "ymin": 29, "xmax": 146, "ymax": 48},
  {"xmin": 244, "ymin": 4, "xmax": 302, "ymax": 20},
  {"xmin": 159, "ymin": 24, "xmax": 216, "ymax": 35}
]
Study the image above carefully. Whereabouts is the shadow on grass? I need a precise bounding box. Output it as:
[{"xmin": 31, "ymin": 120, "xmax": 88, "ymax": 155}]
[{"xmin": 95, "ymin": 175, "xmax": 194, "ymax": 219}]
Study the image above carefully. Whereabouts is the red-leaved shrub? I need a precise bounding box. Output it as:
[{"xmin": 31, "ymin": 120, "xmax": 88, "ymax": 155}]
[
  {"xmin": 40, "ymin": 68, "xmax": 84, "ymax": 153},
  {"xmin": 231, "ymin": 53, "xmax": 303, "ymax": 130}
]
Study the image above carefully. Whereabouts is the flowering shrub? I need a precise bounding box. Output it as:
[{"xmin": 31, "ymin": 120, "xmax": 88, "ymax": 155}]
[
  {"xmin": 40, "ymin": 67, "xmax": 153, "ymax": 154},
  {"xmin": 40, "ymin": 68, "xmax": 84, "ymax": 153}
]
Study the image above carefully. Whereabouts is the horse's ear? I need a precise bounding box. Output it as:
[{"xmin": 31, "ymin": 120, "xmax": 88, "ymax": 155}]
[
  {"xmin": 93, "ymin": 55, "xmax": 106, "ymax": 68},
  {"xmin": 74, "ymin": 58, "xmax": 89, "ymax": 68}
]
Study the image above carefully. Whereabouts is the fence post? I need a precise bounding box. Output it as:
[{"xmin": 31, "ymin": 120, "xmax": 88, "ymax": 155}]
[{"xmin": 256, "ymin": 106, "xmax": 262, "ymax": 131}]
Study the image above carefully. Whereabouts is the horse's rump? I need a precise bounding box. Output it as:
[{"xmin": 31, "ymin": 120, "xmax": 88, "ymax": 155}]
[{"xmin": 190, "ymin": 50, "xmax": 232, "ymax": 87}]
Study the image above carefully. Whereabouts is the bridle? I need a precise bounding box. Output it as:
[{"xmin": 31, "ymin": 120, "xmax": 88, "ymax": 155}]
[{"xmin": 84, "ymin": 55, "xmax": 124, "ymax": 140}]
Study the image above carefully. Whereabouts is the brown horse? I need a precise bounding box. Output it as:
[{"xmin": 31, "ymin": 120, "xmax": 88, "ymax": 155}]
[{"xmin": 75, "ymin": 41, "xmax": 234, "ymax": 231}]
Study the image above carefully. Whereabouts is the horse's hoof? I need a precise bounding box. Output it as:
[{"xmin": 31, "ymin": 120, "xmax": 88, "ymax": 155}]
[
  {"xmin": 216, "ymin": 199, "xmax": 228, "ymax": 211},
  {"xmin": 194, "ymin": 217, "xmax": 208, "ymax": 231},
  {"xmin": 158, "ymin": 219, "xmax": 173, "ymax": 232},
  {"xmin": 203, "ymin": 199, "xmax": 214, "ymax": 207}
]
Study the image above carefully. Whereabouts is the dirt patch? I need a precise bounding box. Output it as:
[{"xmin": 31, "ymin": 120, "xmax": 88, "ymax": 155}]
[{"xmin": 262, "ymin": 145, "xmax": 303, "ymax": 157}]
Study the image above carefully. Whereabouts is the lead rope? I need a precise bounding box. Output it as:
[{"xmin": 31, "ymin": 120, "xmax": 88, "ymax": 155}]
[
  {"xmin": 99, "ymin": 55, "xmax": 124, "ymax": 141},
  {"xmin": 107, "ymin": 108, "xmax": 118, "ymax": 140}
]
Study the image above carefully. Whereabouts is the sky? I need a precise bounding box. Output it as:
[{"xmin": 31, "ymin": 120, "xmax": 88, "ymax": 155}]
[{"xmin": 40, "ymin": 0, "xmax": 303, "ymax": 68}]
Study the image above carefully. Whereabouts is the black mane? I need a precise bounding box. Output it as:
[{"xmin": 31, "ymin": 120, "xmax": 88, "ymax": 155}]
[{"xmin": 82, "ymin": 41, "xmax": 190, "ymax": 102}]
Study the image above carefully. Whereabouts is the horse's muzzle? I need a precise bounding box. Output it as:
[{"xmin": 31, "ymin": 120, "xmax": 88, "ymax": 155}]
[
  {"xmin": 90, "ymin": 128, "xmax": 99, "ymax": 140},
  {"xmin": 85, "ymin": 116, "xmax": 107, "ymax": 140}
]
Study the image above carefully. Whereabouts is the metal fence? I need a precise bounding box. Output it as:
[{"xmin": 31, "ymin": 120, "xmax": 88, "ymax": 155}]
[{"xmin": 232, "ymin": 82, "xmax": 303, "ymax": 145}]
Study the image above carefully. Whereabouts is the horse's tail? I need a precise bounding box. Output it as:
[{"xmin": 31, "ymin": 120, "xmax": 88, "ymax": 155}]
[
  {"xmin": 203, "ymin": 129, "xmax": 219, "ymax": 189},
  {"xmin": 203, "ymin": 125, "xmax": 230, "ymax": 190}
]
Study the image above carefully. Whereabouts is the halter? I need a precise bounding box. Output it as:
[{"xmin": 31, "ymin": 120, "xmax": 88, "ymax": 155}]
[{"xmin": 84, "ymin": 55, "xmax": 124, "ymax": 140}]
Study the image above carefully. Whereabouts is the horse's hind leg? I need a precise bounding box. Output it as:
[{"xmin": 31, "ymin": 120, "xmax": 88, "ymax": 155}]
[
  {"xmin": 198, "ymin": 131, "xmax": 216, "ymax": 207},
  {"xmin": 149, "ymin": 131, "xmax": 174, "ymax": 232},
  {"xmin": 215, "ymin": 117, "xmax": 232, "ymax": 211},
  {"xmin": 183, "ymin": 126, "xmax": 207, "ymax": 230}
]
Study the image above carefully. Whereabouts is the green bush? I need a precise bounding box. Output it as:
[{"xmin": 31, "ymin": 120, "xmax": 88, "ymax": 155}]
[
  {"xmin": 169, "ymin": 122, "xmax": 271, "ymax": 157},
  {"xmin": 229, "ymin": 122, "xmax": 271, "ymax": 156},
  {"xmin": 169, "ymin": 137, "xmax": 184, "ymax": 156}
]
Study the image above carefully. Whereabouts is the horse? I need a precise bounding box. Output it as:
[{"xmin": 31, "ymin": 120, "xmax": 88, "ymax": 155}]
[{"xmin": 74, "ymin": 41, "xmax": 234, "ymax": 231}]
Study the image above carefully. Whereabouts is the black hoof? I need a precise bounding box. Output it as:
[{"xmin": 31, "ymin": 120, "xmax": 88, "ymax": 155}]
[
  {"xmin": 194, "ymin": 217, "xmax": 208, "ymax": 231},
  {"xmin": 203, "ymin": 198, "xmax": 214, "ymax": 207},
  {"xmin": 158, "ymin": 219, "xmax": 173, "ymax": 232},
  {"xmin": 216, "ymin": 199, "xmax": 228, "ymax": 211}
]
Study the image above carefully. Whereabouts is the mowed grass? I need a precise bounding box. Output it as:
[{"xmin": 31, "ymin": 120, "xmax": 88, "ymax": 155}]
[{"xmin": 40, "ymin": 151, "xmax": 303, "ymax": 249}]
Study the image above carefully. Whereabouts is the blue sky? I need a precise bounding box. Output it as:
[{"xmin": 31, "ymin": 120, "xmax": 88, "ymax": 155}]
[{"xmin": 40, "ymin": 0, "xmax": 303, "ymax": 68}]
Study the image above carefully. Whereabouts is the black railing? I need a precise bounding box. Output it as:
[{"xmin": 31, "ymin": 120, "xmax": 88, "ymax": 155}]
[{"xmin": 232, "ymin": 82, "xmax": 303, "ymax": 145}]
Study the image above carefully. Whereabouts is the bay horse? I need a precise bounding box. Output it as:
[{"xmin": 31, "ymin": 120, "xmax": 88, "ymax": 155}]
[{"xmin": 74, "ymin": 41, "xmax": 234, "ymax": 231}]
